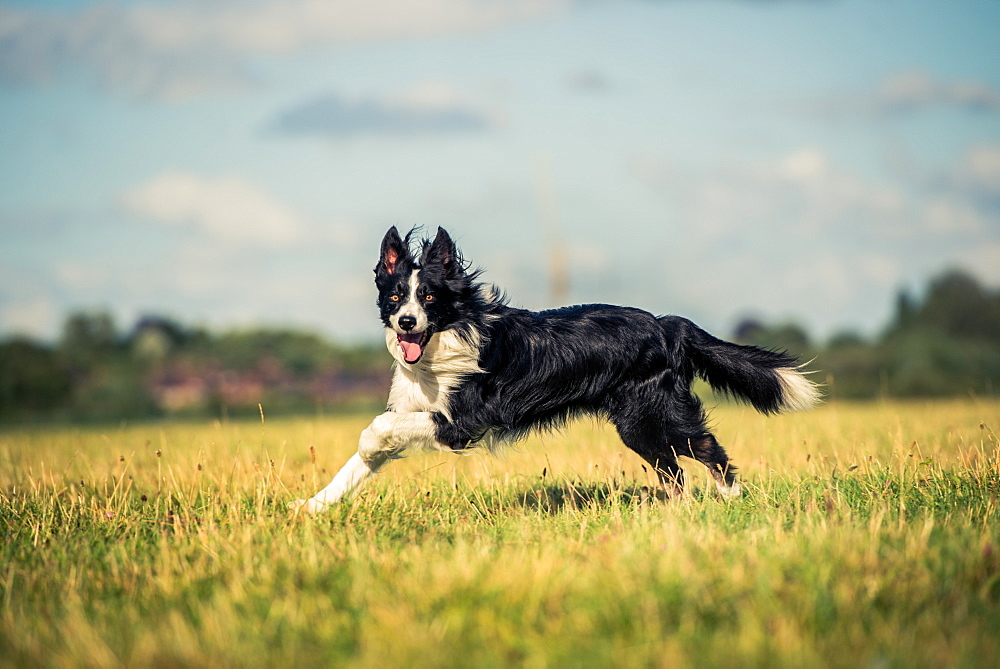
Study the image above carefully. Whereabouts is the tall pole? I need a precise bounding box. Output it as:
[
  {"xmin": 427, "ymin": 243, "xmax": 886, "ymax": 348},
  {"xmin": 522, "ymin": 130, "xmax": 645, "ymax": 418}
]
[{"xmin": 534, "ymin": 154, "xmax": 569, "ymax": 307}]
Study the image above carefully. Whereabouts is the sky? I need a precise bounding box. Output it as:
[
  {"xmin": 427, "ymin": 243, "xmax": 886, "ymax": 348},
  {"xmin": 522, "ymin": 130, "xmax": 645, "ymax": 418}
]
[{"xmin": 1, "ymin": 0, "xmax": 998, "ymax": 345}]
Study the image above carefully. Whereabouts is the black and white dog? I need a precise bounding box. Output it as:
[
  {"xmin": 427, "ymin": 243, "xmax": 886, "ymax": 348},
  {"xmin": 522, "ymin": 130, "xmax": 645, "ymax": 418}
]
[{"xmin": 293, "ymin": 227, "xmax": 819, "ymax": 512}]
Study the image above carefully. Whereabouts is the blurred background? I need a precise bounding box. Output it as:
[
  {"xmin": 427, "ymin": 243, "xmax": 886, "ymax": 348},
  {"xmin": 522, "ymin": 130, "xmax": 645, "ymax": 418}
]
[{"xmin": 1, "ymin": 0, "xmax": 998, "ymax": 421}]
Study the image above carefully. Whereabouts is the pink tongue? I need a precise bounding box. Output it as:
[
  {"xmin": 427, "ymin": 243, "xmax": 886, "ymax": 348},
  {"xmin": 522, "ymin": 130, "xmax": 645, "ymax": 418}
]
[{"xmin": 398, "ymin": 333, "xmax": 424, "ymax": 363}]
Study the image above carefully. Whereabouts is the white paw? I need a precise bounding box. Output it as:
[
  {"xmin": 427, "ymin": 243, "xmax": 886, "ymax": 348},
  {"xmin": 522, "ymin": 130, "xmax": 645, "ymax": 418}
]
[
  {"xmin": 716, "ymin": 481, "xmax": 742, "ymax": 499},
  {"xmin": 289, "ymin": 498, "xmax": 331, "ymax": 515}
]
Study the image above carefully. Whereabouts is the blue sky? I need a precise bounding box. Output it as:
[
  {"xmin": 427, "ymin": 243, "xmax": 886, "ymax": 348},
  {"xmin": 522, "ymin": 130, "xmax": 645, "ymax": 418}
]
[{"xmin": 1, "ymin": 0, "xmax": 998, "ymax": 343}]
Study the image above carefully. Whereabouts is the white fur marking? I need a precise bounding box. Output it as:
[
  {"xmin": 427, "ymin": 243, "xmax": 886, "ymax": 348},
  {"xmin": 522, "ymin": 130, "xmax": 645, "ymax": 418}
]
[
  {"xmin": 359, "ymin": 411, "xmax": 441, "ymax": 458},
  {"xmin": 385, "ymin": 327, "xmax": 483, "ymax": 420},
  {"xmin": 294, "ymin": 410, "xmax": 446, "ymax": 514},
  {"xmin": 715, "ymin": 480, "xmax": 742, "ymax": 499},
  {"xmin": 776, "ymin": 367, "xmax": 821, "ymax": 412},
  {"xmin": 292, "ymin": 452, "xmax": 383, "ymax": 513},
  {"xmin": 389, "ymin": 270, "xmax": 427, "ymax": 333}
]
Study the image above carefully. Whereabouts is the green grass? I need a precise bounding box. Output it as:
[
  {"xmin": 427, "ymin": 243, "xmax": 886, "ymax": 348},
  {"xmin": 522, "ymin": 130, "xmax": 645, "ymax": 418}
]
[{"xmin": 1, "ymin": 401, "xmax": 999, "ymax": 667}]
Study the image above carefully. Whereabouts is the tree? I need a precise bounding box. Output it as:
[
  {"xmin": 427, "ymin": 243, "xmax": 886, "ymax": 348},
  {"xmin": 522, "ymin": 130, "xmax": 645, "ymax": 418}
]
[
  {"xmin": 0, "ymin": 338, "xmax": 72, "ymax": 418},
  {"xmin": 59, "ymin": 311, "xmax": 119, "ymax": 370},
  {"xmin": 918, "ymin": 271, "xmax": 1000, "ymax": 342},
  {"xmin": 880, "ymin": 270, "xmax": 1000, "ymax": 397}
]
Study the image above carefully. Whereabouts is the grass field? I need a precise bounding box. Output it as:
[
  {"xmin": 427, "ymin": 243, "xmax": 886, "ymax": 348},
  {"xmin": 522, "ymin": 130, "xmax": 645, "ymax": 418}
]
[{"xmin": 1, "ymin": 400, "xmax": 998, "ymax": 667}]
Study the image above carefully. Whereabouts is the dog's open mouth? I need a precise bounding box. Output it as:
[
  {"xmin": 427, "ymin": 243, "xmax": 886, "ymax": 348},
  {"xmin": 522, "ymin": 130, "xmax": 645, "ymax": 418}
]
[{"xmin": 397, "ymin": 330, "xmax": 431, "ymax": 364}]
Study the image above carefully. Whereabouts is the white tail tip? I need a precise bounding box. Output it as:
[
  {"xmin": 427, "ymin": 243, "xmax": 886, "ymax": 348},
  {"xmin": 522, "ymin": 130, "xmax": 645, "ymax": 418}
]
[{"xmin": 776, "ymin": 367, "xmax": 822, "ymax": 412}]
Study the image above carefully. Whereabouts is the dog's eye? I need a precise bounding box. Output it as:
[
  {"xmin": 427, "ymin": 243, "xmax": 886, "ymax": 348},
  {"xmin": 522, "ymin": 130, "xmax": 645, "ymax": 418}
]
[
  {"xmin": 389, "ymin": 294, "xmax": 401, "ymax": 303},
  {"xmin": 424, "ymin": 294, "xmax": 435, "ymax": 302}
]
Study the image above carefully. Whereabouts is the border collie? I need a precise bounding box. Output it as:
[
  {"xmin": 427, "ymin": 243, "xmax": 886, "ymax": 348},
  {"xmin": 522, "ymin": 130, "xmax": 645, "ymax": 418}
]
[{"xmin": 293, "ymin": 227, "xmax": 819, "ymax": 512}]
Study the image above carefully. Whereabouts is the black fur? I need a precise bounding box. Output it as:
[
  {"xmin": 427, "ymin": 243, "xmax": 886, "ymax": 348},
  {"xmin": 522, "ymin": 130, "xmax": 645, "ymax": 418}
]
[{"xmin": 375, "ymin": 226, "xmax": 817, "ymax": 495}]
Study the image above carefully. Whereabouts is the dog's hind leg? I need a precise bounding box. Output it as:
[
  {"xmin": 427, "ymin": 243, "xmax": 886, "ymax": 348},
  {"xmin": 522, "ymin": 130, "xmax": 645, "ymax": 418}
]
[
  {"xmin": 684, "ymin": 433, "xmax": 740, "ymax": 499},
  {"xmin": 658, "ymin": 392, "xmax": 742, "ymax": 499},
  {"xmin": 292, "ymin": 411, "xmax": 442, "ymax": 514}
]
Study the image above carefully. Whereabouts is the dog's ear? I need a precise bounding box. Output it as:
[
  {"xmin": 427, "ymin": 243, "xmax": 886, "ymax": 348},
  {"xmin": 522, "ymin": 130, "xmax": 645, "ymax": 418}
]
[
  {"xmin": 377, "ymin": 227, "xmax": 408, "ymax": 275},
  {"xmin": 422, "ymin": 227, "xmax": 461, "ymax": 276}
]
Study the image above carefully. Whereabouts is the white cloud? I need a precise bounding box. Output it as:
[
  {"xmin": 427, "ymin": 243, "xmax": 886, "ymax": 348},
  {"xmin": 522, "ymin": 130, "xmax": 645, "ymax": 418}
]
[
  {"xmin": 916, "ymin": 143, "xmax": 1000, "ymax": 234},
  {"xmin": 759, "ymin": 148, "xmax": 904, "ymax": 214},
  {"xmin": 633, "ymin": 147, "xmax": 907, "ymax": 244},
  {"xmin": 857, "ymin": 253, "xmax": 901, "ymax": 287},
  {"xmin": 809, "ymin": 71, "xmax": 1000, "ymax": 122},
  {"xmin": 962, "ymin": 243, "xmax": 1000, "ymax": 284},
  {"xmin": 959, "ymin": 144, "xmax": 1000, "ymax": 196},
  {"xmin": 0, "ymin": 0, "xmax": 570, "ymax": 99},
  {"xmin": 0, "ymin": 297, "xmax": 60, "ymax": 339},
  {"xmin": 128, "ymin": 234, "xmax": 379, "ymax": 338},
  {"xmin": 122, "ymin": 172, "xmax": 307, "ymax": 245},
  {"xmin": 878, "ymin": 71, "xmax": 1000, "ymax": 115},
  {"xmin": 390, "ymin": 81, "xmax": 473, "ymax": 112},
  {"xmin": 55, "ymin": 263, "xmax": 114, "ymax": 291},
  {"xmin": 921, "ymin": 197, "xmax": 986, "ymax": 235},
  {"xmin": 628, "ymin": 146, "xmax": 999, "ymax": 335},
  {"xmin": 769, "ymin": 146, "xmax": 829, "ymax": 182}
]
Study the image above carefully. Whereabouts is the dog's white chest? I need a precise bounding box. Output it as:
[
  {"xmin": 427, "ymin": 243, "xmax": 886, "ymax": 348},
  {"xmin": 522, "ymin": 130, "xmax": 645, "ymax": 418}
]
[
  {"xmin": 387, "ymin": 367, "xmax": 442, "ymax": 413},
  {"xmin": 385, "ymin": 328, "xmax": 482, "ymax": 419}
]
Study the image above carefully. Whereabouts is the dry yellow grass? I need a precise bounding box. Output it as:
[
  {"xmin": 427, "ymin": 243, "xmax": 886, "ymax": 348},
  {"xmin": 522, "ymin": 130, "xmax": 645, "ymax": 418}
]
[{"xmin": 1, "ymin": 400, "xmax": 998, "ymax": 667}]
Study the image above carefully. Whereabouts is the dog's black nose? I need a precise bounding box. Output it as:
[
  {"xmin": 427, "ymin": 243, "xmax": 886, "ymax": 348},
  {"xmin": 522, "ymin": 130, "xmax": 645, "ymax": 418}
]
[{"xmin": 398, "ymin": 316, "xmax": 417, "ymax": 331}]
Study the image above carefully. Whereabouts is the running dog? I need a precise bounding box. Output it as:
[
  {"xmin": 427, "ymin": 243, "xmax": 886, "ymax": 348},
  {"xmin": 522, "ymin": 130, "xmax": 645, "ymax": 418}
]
[{"xmin": 293, "ymin": 227, "xmax": 819, "ymax": 512}]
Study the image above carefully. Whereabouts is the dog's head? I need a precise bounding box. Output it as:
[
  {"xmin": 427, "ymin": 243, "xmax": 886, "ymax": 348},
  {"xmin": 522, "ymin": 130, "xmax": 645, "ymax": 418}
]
[{"xmin": 375, "ymin": 226, "xmax": 471, "ymax": 365}]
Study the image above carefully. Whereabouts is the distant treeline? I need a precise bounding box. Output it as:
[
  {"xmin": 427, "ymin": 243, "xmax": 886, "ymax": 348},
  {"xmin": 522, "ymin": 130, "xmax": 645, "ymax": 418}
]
[
  {"xmin": 0, "ymin": 315, "xmax": 392, "ymax": 423},
  {"xmin": 2, "ymin": 269, "xmax": 998, "ymax": 422},
  {"xmin": 736, "ymin": 270, "xmax": 1000, "ymax": 399}
]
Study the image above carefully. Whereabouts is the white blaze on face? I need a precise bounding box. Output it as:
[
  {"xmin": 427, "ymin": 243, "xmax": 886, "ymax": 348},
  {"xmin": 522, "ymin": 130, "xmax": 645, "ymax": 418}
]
[
  {"xmin": 389, "ymin": 270, "xmax": 426, "ymax": 331},
  {"xmin": 388, "ymin": 270, "xmax": 430, "ymax": 364}
]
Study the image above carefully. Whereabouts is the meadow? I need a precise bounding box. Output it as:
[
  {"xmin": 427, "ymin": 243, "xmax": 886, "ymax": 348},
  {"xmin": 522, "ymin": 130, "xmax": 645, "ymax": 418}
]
[{"xmin": 1, "ymin": 400, "xmax": 998, "ymax": 668}]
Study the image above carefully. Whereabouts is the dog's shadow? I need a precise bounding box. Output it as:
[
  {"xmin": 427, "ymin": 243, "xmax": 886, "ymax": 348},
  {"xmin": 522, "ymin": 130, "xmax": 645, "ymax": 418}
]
[{"xmin": 507, "ymin": 479, "xmax": 664, "ymax": 513}]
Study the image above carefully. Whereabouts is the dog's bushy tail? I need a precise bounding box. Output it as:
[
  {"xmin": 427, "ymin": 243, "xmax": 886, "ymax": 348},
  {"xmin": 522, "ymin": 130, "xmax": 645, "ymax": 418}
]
[{"xmin": 662, "ymin": 316, "xmax": 821, "ymax": 415}]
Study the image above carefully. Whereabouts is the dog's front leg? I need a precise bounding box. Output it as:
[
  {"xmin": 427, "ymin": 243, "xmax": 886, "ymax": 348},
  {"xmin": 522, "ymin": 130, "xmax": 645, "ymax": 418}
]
[{"xmin": 291, "ymin": 411, "xmax": 440, "ymax": 514}]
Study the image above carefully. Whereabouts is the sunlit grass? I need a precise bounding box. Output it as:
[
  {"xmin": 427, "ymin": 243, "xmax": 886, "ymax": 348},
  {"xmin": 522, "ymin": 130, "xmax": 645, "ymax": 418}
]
[{"xmin": 1, "ymin": 400, "xmax": 998, "ymax": 667}]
